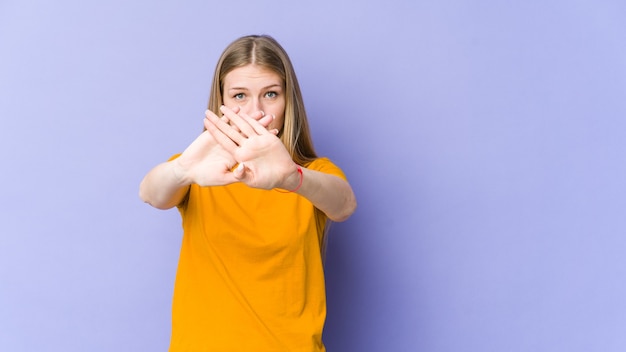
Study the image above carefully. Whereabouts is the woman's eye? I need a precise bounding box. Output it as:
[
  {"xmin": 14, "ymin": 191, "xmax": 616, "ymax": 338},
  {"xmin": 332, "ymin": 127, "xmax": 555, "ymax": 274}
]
[
  {"xmin": 265, "ymin": 91, "xmax": 277, "ymax": 98},
  {"xmin": 234, "ymin": 93, "xmax": 245, "ymax": 100}
]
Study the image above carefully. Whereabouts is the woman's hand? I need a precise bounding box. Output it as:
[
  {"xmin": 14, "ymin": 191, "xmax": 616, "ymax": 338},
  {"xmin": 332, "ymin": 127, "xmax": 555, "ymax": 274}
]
[
  {"xmin": 139, "ymin": 108, "xmax": 279, "ymax": 209},
  {"xmin": 172, "ymin": 129, "xmax": 236, "ymax": 187},
  {"xmin": 203, "ymin": 106, "xmax": 357, "ymax": 221},
  {"xmin": 175, "ymin": 108, "xmax": 276, "ymax": 187},
  {"xmin": 204, "ymin": 106, "xmax": 299, "ymax": 190}
]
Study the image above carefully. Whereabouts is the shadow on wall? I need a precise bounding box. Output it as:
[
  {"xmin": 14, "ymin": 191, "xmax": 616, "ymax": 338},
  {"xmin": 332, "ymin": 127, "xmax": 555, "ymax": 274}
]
[
  {"xmin": 322, "ymin": 182, "xmax": 427, "ymax": 351},
  {"xmin": 323, "ymin": 218, "xmax": 422, "ymax": 351}
]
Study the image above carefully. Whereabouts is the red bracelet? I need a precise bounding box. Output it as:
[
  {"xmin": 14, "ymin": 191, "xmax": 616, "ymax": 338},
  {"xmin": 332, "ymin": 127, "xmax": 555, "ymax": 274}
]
[{"xmin": 276, "ymin": 165, "xmax": 303, "ymax": 193}]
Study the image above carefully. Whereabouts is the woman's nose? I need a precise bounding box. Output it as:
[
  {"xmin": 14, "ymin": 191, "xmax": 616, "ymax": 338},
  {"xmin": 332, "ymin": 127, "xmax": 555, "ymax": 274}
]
[{"xmin": 243, "ymin": 98, "xmax": 262, "ymax": 115}]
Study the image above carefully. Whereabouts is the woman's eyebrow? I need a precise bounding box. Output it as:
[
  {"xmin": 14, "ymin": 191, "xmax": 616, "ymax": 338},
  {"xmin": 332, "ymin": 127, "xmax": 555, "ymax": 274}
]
[
  {"xmin": 227, "ymin": 83, "xmax": 282, "ymax": 91},
  {"xmin": 228, "ymin": 83, "xmax": 283, "ymax": 92}
]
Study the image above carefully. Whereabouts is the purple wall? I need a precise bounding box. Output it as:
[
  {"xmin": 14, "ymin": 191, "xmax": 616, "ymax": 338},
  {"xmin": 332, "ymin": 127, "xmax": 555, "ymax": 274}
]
[{"xmin": 1, "ymin": 0, "xmax": 625, "ymax": 351}]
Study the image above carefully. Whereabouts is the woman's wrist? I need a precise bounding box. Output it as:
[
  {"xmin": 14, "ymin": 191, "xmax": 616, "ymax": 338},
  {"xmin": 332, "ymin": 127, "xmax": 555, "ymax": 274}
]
[
  {"xmin": 278, "ymin": 164, "xmax": 303, "ymax": 193},
  {"xmin": 171, "ymin": 159, "xmax": 192, "ymax": 186}
]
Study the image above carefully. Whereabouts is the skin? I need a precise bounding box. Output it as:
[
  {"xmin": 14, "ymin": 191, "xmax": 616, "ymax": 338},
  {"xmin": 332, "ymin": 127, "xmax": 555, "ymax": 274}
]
[
  {"xmin": 139, "ymin": 64, "xmax": 356, "ymax": 221},
  {"xmin": 222, "ymin": 64, "xmax": 285, "ymax": 133}
]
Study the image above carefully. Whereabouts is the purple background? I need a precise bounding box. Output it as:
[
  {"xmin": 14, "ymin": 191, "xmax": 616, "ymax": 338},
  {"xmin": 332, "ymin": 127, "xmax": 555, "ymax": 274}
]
[{"xmin": 2, "ymin": 0, "xmax": 625, "ymax": 351}]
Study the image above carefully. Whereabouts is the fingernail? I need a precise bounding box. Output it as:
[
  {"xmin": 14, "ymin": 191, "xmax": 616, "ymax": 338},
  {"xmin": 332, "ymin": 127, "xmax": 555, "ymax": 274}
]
[
  {"xmin": 260, "ymin": 111, "xmax": 265, "ymax": 116},
  {"xmin": 271, "ymin": 114, "xmax": 275, "ymax": 120}
]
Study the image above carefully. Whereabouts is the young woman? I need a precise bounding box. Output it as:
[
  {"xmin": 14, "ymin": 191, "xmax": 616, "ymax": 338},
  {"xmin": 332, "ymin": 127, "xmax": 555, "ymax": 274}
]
[{"xmin": 139, "ymin": 34, "xmax": 356, "ymax": 351}]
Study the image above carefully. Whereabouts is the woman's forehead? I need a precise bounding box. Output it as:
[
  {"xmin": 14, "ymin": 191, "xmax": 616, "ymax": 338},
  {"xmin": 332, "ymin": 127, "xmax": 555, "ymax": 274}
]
[{"xmin": 224, "ymin": 64, "xmax": 282, "ymax": 87}]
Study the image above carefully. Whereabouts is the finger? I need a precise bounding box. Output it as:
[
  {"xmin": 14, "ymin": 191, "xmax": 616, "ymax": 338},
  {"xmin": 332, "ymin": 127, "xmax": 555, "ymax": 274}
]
[
  {"xmin": 220, "ymin": 105, "xmax": 258, "ymax": 138},
  {"xmin": 233, "ymin": 108, "xmax": 265, "ymax": 132},
  {"xmin": 219, "ymin": 106, "xmax": 241, "ymax": 129},
  {"xmin": 244, "ymin": 110, "xmax": 275, "ymax": 131},
  {"xmin": 228, "ymin": 106, "xmax": 241, "ymax": 132},
  {"xmin": 222, "ymin": 106, "xmax": 273, "ymax": 134},
  {"xmin": 233, "ymin": 162, "xmax": 245, "ymax": 179},
  {"xmin": 212, "ymin": 173, "xmax": 239, "ymax": 186},
  {"xmin": 248, "ymin": 110, "xmax": 265, "ymax": 121},
  {"xmin": 247, "ymin": 114, "xmax": 275, "ymax": 135},
  {"xmin": 224, "ymin": 106, "xmax": 275, "ymax": 136},
  {"xmin": 204, "ymin": 110, "xmax": 243, "ymax": 151},
  {"xmin": 257, "ymin": 113, "xmax": 275, "ymax": 129}
]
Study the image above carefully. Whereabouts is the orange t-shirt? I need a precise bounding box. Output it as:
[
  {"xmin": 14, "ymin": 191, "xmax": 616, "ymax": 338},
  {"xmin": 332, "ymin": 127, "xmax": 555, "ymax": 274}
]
[{"xmin": 168, "ymin": 157, "xmax": 346, "ymax": 352}]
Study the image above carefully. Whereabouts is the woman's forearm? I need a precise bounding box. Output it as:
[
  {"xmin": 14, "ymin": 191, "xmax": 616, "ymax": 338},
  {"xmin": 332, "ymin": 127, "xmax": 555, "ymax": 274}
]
[
  {"xmin": 139, "ymin": 160, "xmax": 190, "ymax": 210},
  {"xmin": 291, "ymin": 168, "xmax": 357, "ymax": 222}
]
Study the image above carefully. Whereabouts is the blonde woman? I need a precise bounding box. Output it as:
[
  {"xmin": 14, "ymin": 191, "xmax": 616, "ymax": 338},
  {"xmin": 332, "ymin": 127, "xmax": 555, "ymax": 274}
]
[{"xmin": 139, "ymin": 35, "xmax": 356, "ymax": 351}]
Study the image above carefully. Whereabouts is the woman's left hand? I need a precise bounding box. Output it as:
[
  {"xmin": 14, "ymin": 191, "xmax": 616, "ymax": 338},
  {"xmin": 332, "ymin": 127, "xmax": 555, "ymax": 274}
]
[{"xmin": 204, "ymin": 106, "xmax": 300, "ymax": 190}]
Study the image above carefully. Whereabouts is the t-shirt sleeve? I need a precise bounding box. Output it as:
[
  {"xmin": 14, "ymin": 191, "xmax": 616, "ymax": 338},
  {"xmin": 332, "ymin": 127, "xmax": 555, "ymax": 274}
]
[
  {"xmin": 168, "ymin": 153, "xmax": 182, "ymax": 162},
  {"xmin": 305, "ymin": 157, "xmax": 347, "ymax": 181}
]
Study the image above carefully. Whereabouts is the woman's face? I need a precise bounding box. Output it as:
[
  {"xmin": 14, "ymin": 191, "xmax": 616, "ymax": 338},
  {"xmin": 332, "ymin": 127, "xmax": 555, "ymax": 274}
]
[{"xmin": 222, "ymin": 64, "xmax": 286, "ymax": 132}]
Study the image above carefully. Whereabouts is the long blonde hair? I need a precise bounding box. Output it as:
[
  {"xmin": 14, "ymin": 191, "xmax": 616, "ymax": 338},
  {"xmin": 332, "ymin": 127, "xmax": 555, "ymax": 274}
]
[{"xmin": 207, "ymin": 35, "xmax": 318, "ymax": 165}]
